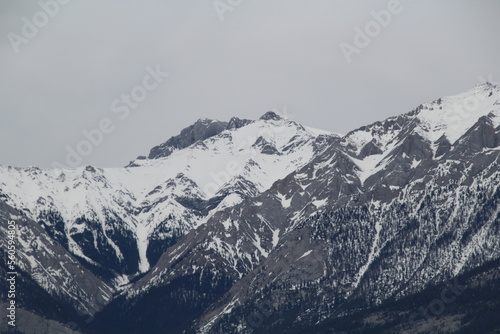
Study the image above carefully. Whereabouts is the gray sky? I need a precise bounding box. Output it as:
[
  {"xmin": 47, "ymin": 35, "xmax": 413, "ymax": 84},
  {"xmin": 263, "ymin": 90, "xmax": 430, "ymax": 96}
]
[{"xmin": 1, "ymin": 0, "xmax": 499, "ymax": 168}]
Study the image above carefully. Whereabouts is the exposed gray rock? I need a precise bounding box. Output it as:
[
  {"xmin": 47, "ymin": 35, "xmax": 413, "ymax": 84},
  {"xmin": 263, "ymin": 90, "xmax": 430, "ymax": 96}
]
[
  {"xmin": 259, "ymin": 111, "xmax": 282, "ymax": 121},
  {"xmin": 146, "ymin": 117, "xmax": 251, "ymax": 160},
  {"xmin": 0, "ymin": 201, "xmax": 113, "ymax": 319},
  {"xmin": 0, "ymin": 307, "xmax": 83, "ymax": 334}
]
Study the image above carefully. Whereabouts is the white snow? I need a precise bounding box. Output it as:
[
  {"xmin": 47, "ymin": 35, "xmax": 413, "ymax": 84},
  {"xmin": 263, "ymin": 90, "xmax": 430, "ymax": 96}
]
[
  {"xmin": 298, "ymin": 250, "xmax": 313, "ymax": 260},
  {"xmin": 416, "ymin": 83, "xmax": 500, "ymax": 144},
  {"xmin": 277, "ymin": 193, "xmax": 292, "ymax": 208},
  {"xmin": 272, "ymin": 229, "xmax": 280, "ymax": 248},
  {"xmin": 304, "ymin": 125, "xmax": 339, "ymax": 137},
  {"xmin": 3, "ymin": 84, "xmax": 496, "ymax": 283},
  {"xmin": 312, "ymin": 198, "xmax": 327, "ymax": 208},
  {"xmin": 352, "ymin": 220, "xmax": 382, "ymax": 290},
  {"xmin": 221, "ymin": 219, "xmax": 231, "ymax": 231},
  {"xmin": 0, "ymin": 116, "xmax": 333, "ymax": 276},
  {"xmin": 136, "ymin": 224, "xmax": 150, "ymax": 273},
  {"xmin": 350, "ymin": 149, "xmax": 393, "ymax": 186},
  {"xmin": 411, "ymin": 158, "xmax": 421, "ymax": 168},
  {"xmin": 252, "ymin": 233, "xmax": 269, "ymax": 258},
  {"xmin": 347, "ymin": 83, "xmax": 500, "ymax": 185}
]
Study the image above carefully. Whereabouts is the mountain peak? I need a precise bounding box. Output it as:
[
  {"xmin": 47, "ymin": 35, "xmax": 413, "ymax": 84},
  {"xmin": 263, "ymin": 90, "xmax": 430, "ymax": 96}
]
[
  {"xmin": 194, "ymin": 117, "xmax": 218, "ymax": 124},
  {"xmin": 144, "ymin": 117, "xmax": 251, "ymax": 161},
  {"xmin": 2, "ymin": 84, "xmax": 499, "ymax": 334},
  {"xmin": 138, "ymin": 114, "xmax": 279, "ymax": 162},
  {"xmin": 260, "ymin": 111, "xmax": 283, "ymax": 121},
  {"xmin": 413, "ymin": 82, "xmax": 500, "ymax": 144},
  {"xmin": 475, "ymin": 81, "xmax": 498, "ymax": 89},
  {"xmin": 144, "ymin": 119, "xmax": 228, "ymax": 160}
]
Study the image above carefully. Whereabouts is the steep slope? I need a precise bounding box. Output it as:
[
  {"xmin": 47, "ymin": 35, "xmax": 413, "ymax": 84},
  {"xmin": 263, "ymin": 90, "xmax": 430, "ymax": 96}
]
[
  {"xmin": 192, "ymin": 83, "xmax": 500, "ymax": 333},
  {"xmin": 284, "ymin": 258, "xmax": 500, "ymax": 334},
  {"xmin": 91, "ymin": 83, "xmax": 500, "ymax": 334},
  {"xmin": 143, "ymin": 117, "xmax": 252, "ymax": 160},
  {"xmin": 0, "ymin": 201, "xmax": 113, "ymax": 324},
  {"xmin": 0, "ymin": 112, "xmax": 336, "ymax": 286},
  {"xmin": 1, "ymin": 83, "xmax": 498, "ymax": 334}
]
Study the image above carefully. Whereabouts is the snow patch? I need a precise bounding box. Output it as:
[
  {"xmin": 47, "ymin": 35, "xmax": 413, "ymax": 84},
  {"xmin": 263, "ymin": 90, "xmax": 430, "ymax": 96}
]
[
  {"xmin": 298, "ymin": 250, "xmax": 313, "ymax": 260},
  {"xmin": 272, "ymin": 229, "xmax": 280, "ymax": 248},
  {"xmin": 276, "ymin": 193, "xmax": 291, "ymax": 208}
]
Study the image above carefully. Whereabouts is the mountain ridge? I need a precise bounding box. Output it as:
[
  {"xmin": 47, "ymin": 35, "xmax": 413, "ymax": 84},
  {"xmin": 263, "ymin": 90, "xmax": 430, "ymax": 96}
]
[
  {"xmin": 0, "ymin": 111, "xmax": 335, "ymax": 280},
  {"xmin": 1, "ymin": 83, "xmax": 499, "ymax": 333}
]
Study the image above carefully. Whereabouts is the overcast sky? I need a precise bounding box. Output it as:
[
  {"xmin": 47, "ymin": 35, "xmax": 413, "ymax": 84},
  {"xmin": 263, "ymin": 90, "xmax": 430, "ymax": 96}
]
[{"xmin": 1, "ymin": 0, "xmax": 499, "ymax": 168}]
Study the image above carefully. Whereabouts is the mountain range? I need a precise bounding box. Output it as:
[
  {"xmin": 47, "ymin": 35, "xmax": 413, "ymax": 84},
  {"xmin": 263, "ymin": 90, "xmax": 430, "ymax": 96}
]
[{"xmin": 1, "ymin": 83, "xmax": 499, "ymax": 333}]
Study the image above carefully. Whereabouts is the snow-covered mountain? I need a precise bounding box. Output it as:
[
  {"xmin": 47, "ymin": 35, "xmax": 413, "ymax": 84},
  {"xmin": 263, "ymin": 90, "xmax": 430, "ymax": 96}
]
[
  {"xmin": 1, "ymin": 83, "xmax": 499, "ymax": 334},
  {"xmin": 94, "ymin": 83, "xmax": 500, "ymax": 333},
  {"xmin": 0, "ymin": 112, "xmax": 336, "ymax": 283}
]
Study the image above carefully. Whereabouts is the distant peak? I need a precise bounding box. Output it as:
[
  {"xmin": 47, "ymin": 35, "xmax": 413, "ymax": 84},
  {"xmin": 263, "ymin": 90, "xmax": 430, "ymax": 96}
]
[
  {"xmin": 227, "ymin": 117, "xmax": 252, "ymax": 129},
  {"xmin": 260, "ymin": 111, "xmax": 283, "ymax": 121},
  {"xmin": 475, "ymin": 81, "xmax": 498, "ymax": 90},
  {"xmin": 195, "ymin": 117, "xmax": 217, "ymax": 124},
  {"xmin": 143, "ymin": 116, "xmax": 251, "ymax": 161}
]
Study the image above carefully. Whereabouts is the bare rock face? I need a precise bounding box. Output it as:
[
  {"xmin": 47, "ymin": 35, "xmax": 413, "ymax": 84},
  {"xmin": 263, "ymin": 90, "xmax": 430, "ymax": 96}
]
[
  {"xmin": 88, "ymin": 85, "xmax": 500, "ymax": 333},
  {"xmin": 0, "ymin": 307, "xmax": 83, "ymax": 334},
  {"xmin": 259, "ymin": 111, "xmax": 282, "ymax": 121},
  {"xmin": 1, "ymin": 84, "xmax": 499, "ymax": 334},
  {"xmin": 147, "ymin": 117, "xmax": 251, "ymax": 160},
  {"xmin": 0, "ymin": 201, "xmax": 113, "ymax": 324},
  {"xmin": 451, "ymin": 115, "xmax": 499, "ymax": 158}
]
